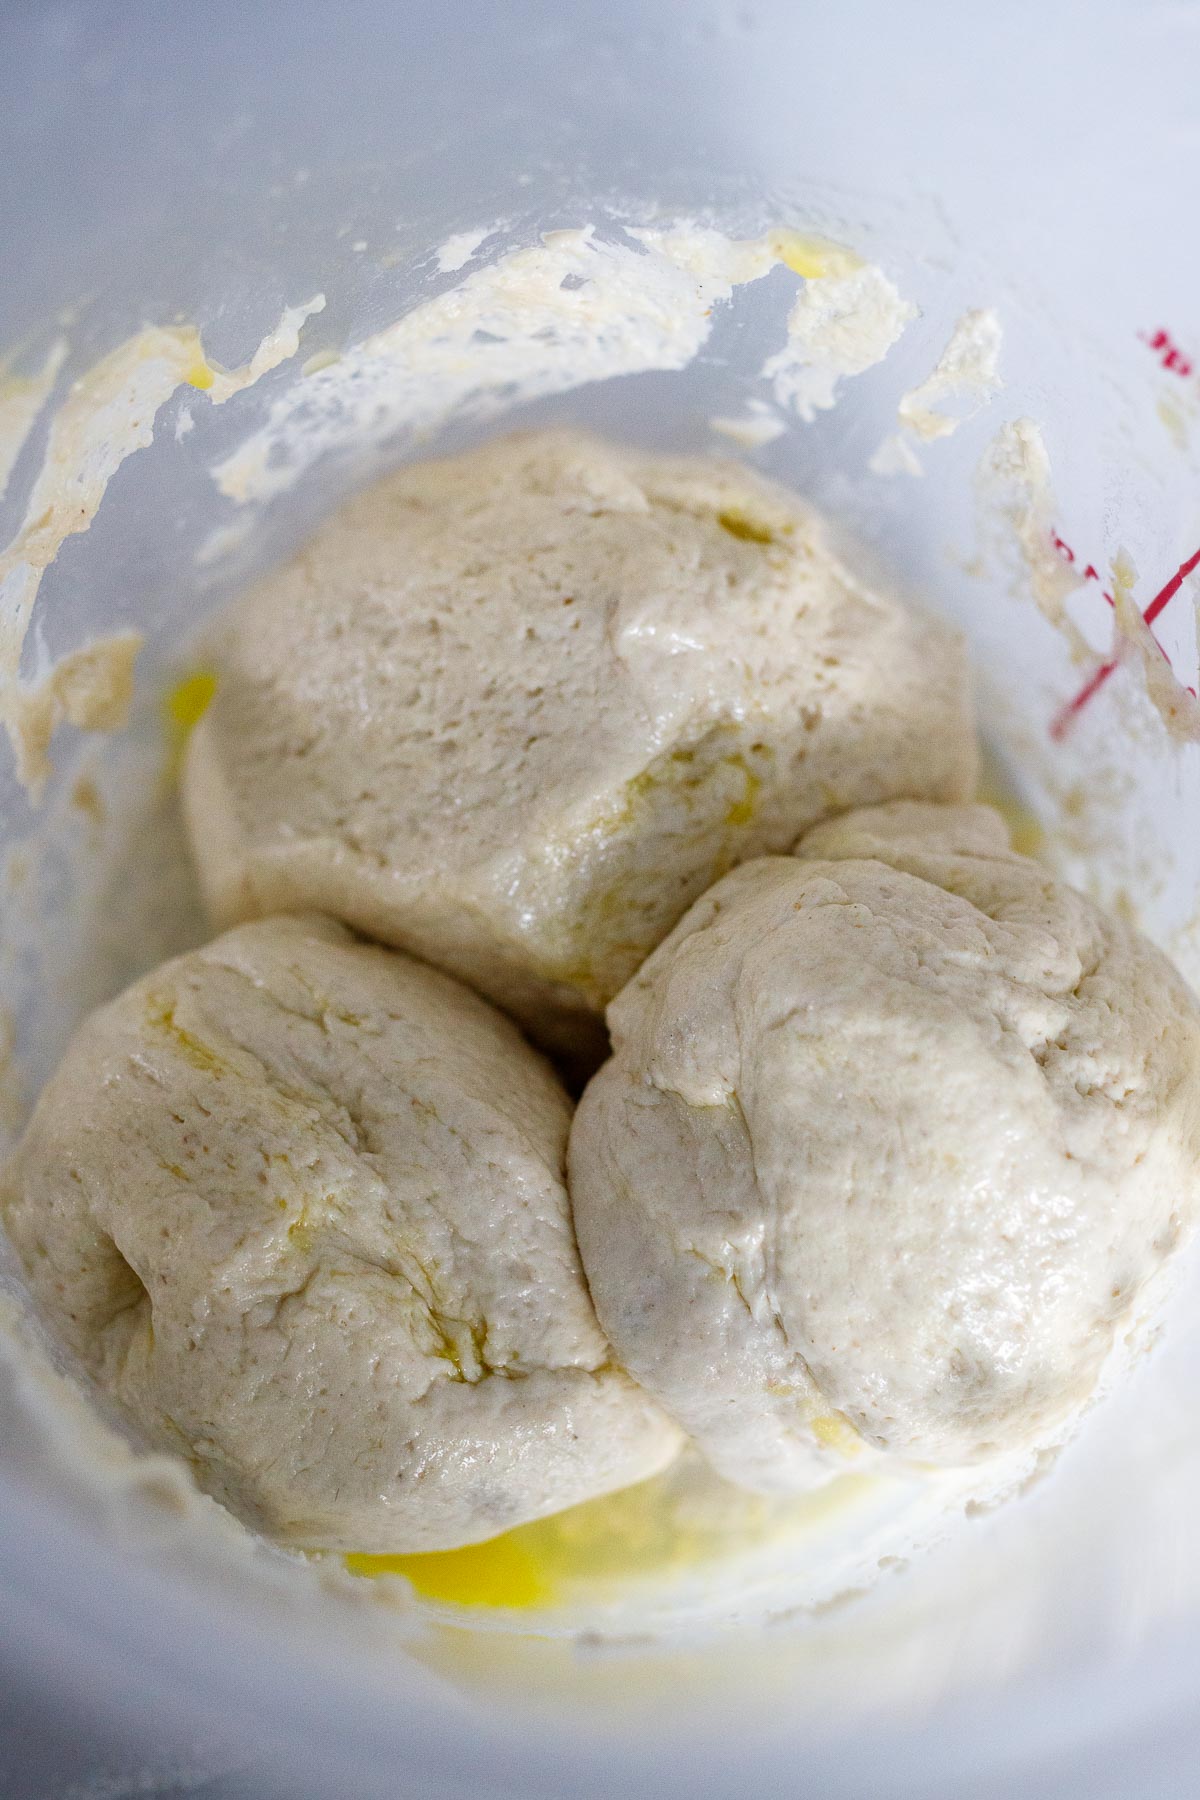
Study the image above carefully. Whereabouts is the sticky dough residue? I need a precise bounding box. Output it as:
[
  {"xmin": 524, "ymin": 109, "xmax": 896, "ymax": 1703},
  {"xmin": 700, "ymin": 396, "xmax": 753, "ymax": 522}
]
[
  {"xmin": 974, "ymin": 417, "xmax": 1089, "ymax": 659},
  {"xmin": 213, "ymin": 225, "xmax": 911, "ymax": 507},
  {"xmin": 709, "ymin": 400, "xmax": 786, "ymax": 449},
  {"xmin": 13, "ymin": 632, "xmax": 143, "ymax": 799},
  {"xmin": 1110, "ymin": 550, "xmax": 1200, "ymax": 743},
  {"xmin": 216, "ymin": 225, "xmax": 752, "ymax": 504},
  {"xmin": 435, "ymin": 228, "xmax": 493, "ymax": 274},
  {"xmin": 0, "ymin": 297, "xmax": 324, "ymax": 795},
  {"xmin": 871, "ymin": 308, "xmax": 1003, "ymax": 476},
  {"xmin": 762, "ymin": 262, "xmax": 917, "ymax": 423},
  {"xmin": 975, "ymin": 420, "xmax": 1200, "ymax": 741}
]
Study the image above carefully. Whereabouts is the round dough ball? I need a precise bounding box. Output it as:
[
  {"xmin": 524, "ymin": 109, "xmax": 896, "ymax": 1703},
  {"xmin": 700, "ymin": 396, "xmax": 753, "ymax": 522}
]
[
  {"xmin": 569, "ymin": 802, "xmax": 1200, "ymax": 1493},
  {"xmin": 2, "ymin": 916, "xmax": 679, "ymax": 1551},
  {"xmin": 184, "ymin": 430, "xmax": 976, "ymax": 1062}
]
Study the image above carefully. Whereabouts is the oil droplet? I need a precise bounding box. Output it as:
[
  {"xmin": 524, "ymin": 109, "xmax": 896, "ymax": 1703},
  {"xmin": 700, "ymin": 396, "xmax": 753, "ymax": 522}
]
[
  {"xmin": 769, "ymin": 232, "xmax": 863, "ymax": 282},
  {"xmin": 977, "ymin": 755, "xmax": 1044, "ymax": 859},
  {"xmin": 810, "ymin": 1411, "xmax": 863, "ymax": 1456},
  {"xmin": 164, "ymin": 669, "xmax": 216, "ymax": 782},
  {"xmin": 341, "ymin": 1462, "xmax": 879, "ymax": 1617},
  {"xmin": 717, "ymin": 508, "xmax": 776, "ymax": 545},
  {"xmin": 722, "ymin": 754, "xmax": 762, "ymax": 827},
  {"xmin": 346, "ymin": 1535, "xmax": 549, "ymax": 1609}
]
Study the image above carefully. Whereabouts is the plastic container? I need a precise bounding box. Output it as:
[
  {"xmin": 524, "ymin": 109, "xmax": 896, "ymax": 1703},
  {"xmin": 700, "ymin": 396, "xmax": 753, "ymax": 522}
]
[{"xmin": 2, "ymin": 1, "xmax": 1200, "ymax": 1794}]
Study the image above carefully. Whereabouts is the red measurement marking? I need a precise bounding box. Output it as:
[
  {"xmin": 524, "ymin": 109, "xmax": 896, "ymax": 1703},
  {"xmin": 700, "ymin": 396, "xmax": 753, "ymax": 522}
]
[
  {"xmin": 1140, "ymin": 327, "xmax": 1195, "ymax": 378},
  {"xmin": 1049, "ymin": 544, "xmax": 1200, "ymax": 740},
  {"xmin": 1052, "ymin": 535, "xmax": 1113, "ymax": 605}
]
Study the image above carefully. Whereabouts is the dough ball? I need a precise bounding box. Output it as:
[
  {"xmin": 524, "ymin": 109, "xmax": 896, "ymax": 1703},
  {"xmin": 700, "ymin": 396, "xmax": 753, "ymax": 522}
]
[
  {"xmin": 569, "ymin": 802, "xmax": 1200, "ymax": 1493},
  {"xmin": 2, "ymin": 916, "xmax": 679, "ymax": 1551},
  {"xmin": 184, "ymin": 430, "xmax": 976, "ymax": 1061}
]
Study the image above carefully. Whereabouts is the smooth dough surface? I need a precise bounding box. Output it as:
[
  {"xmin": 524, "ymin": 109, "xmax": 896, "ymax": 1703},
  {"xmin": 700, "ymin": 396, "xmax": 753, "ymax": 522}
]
[
  {"xmin": 1, "ymin": 916, "xmax": 679, "ymax": 1551},
  {"xmin": 184, "ymin": 430, "xmax": 976, "ymax": 1059},
  {"xmin": 569, "ymin": 801, "xmax": 1200, "ymax": 1493}
]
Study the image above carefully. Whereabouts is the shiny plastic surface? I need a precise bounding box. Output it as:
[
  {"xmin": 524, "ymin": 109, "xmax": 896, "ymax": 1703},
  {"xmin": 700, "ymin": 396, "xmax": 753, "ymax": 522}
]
[{"xmin": 2, "ymin": 1, "xmax": 1199, "ymax": 1794}]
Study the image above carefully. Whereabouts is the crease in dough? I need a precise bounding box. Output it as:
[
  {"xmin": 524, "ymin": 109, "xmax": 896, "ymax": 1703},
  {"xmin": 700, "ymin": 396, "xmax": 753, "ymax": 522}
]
[{"xmin": 1, "ymin": 914, "xmax": 680, "ymax": 1553}]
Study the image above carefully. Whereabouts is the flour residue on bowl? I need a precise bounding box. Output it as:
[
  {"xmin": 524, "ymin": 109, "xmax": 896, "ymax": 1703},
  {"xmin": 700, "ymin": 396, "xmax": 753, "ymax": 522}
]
[
  {"xmin": 211, "ymin": 222, "xmax": 910, "ymax": 510},
  {"xmin": 871, "ymin": 307, "xmax": 1003, "ymax": 474},
  {"xmin": 0, "ymin": 299, "xmax": 324, "ymax": 795}
]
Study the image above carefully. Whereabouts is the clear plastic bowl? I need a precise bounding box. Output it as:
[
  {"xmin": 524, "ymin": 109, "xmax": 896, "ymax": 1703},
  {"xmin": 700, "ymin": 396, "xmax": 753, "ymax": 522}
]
[{"xmin": 2, "ymin": 2, "xmax": 1200, "ymax": 1795}]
